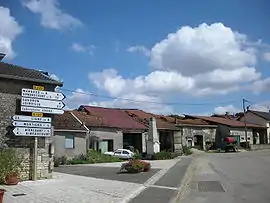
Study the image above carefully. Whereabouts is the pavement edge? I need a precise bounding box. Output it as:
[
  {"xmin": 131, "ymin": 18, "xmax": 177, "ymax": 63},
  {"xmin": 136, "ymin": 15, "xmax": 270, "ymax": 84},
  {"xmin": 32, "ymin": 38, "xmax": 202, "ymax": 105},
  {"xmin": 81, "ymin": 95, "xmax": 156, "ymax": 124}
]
[
  {"xmin": 170, "ymin": 156, "xmax": 196, "ymax": 203},
  {"xmin": 120, "ymin": 158, "xmax": 181, "ymax": 203}
]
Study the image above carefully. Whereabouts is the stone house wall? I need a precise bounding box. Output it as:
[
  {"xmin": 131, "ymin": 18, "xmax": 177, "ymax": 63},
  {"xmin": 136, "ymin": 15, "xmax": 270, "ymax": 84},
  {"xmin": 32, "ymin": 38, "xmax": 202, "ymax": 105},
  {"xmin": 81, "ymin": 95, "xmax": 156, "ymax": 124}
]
[
  {"xmin": 181, "ymin": 126, "xmax": 216, "ymax": 150},
  {"xmin": 0, "ymin": 78, "xmax": 56, "ymax": 180}
]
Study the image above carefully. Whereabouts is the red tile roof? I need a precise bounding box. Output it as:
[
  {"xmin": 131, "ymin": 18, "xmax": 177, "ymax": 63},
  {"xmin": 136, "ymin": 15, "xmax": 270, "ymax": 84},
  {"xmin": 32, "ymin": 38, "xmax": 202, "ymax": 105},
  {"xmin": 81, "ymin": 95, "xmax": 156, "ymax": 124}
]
[
  {"xmin": 124, "ymin": 109, "xmax": 179, "ymax": 130},
  {"xmin": 79, "ymin": 106, "xmax": 148, "ymax": 130},
  {"xmin": 185, "ymin": 115, "xmax": 265, "ymax": 128}
]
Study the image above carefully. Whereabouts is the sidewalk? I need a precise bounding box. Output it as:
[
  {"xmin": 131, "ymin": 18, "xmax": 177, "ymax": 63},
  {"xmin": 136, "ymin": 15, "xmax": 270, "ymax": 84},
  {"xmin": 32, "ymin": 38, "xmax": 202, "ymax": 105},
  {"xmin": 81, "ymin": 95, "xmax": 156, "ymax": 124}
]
[{"xmin": 1, "ymin": 157, "xmax": 191, "ymax": 203}]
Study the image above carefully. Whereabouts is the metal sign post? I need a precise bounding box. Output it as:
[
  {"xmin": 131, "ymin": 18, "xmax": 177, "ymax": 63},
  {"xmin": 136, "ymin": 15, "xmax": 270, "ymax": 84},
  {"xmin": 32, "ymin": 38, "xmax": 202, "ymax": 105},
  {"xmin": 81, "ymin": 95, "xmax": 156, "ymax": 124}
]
[{"xmin": 16, "ymin": 85, "xmax": 65, "ymax": 181}]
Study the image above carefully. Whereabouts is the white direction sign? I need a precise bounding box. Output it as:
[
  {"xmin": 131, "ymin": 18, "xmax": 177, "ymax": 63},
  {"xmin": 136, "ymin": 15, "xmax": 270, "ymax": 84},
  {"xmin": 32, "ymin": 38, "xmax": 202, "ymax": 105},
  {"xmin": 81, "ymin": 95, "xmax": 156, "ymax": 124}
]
[
  {"xmin": 12, "ymin": 115, "xmax": 51, "ymax": 123},
  {"xmin": 21, "ymin": 97, "xmax": 65, "ymax": 109},
  {"xmin": 13, "ymin": 127, "xmax": 51, "ymax": 137},
  {"xmin": 12, "ymin": 121, "xmax": 51, "ymax": 128},
  {"xmin": 22, "ymin": 88, "xmax": 65, "ymax": 101},
  {"xmin": 21, "ymin": 106, "xmax": 64, "ymax": 115}
]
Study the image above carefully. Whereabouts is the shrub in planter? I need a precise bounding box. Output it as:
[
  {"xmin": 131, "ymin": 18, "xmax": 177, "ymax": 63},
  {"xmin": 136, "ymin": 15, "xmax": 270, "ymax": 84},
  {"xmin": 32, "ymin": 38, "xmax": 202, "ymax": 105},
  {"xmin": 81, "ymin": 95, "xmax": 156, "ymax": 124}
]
[
  {"xmin": 0, "ymin": 148, "xmax": 23, "ymax": 185},
  {"xmin": 0, "ymin": 189, "xmax": 6, "ymax": 203},
  {"xmin": 120, "ymin": 160, "xmax": 151, "ymax": 173}
]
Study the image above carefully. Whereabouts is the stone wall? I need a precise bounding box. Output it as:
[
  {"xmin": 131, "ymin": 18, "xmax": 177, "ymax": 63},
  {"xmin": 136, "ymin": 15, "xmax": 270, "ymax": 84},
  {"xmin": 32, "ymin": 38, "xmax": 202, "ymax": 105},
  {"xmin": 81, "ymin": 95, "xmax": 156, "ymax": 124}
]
[
  {"xmin": 181, "ymin": 126, "xmax": 216, "ymax": 149},
  {"xmin": 0, "ymin": 78, "xmax": 55, "ymax": 180}
]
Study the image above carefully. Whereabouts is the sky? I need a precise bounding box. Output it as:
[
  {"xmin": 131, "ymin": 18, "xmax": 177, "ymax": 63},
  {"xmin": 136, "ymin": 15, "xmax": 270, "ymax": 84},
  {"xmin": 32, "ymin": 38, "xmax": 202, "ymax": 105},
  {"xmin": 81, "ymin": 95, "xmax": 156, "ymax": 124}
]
[{"xmin": 1, "ymin": 0, "xmax": 270, "ymax": 115}]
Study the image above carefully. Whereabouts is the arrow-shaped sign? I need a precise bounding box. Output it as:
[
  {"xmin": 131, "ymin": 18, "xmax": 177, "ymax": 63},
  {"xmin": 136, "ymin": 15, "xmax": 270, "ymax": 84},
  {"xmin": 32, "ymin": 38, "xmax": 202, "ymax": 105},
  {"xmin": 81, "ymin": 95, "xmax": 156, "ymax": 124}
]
[
  {"xmin": 12, "ymin": 115, "xmax": 51, "ymax": 123},
  {"xmin": 21, "ymin": 97, "xmax": 65, "ymax": 109},
  {"xmin": 12, "ymin": 121, "xmax": 51, "ymax": 128},
  {"xmin": 21, "ymin": 88, "xmax": 65, "ymax": 101},
  {"xmin": 13, "ymin": 127, "xmax": 51, "ymax": 137},
  {"xmin": 21, "ymin": 106, "xmax": 64, "ymax": 114}
]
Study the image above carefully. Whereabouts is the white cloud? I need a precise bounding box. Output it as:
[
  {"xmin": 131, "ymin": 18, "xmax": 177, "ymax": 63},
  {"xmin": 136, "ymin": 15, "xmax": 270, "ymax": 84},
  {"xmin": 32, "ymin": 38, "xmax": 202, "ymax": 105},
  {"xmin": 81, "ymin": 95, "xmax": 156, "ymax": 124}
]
[
  {"xmin": 250, "ymin": 78, "xmax": 270, "ymax": 94},
  {"xmin": 89, "ymin": 93, "xmax": 173, "ymax": 114},
  {"xmin": 64, "ymin": 89, "xmax": 91, "ymax": 109},
  {"xmin": 71, "ymin": 43, "xmax": 95, "ymax": 55},
  {"xmin": 0, "ymin": 7, "xmax": 23, "ymax": 59},
  {"xmin": 263, "ymin": 52, "xmax": 270, "ymax": 62},
  {"xmin": 249, "ymin": 101, "xmax": 270, "ymax": 112},
  {"xmin": 214, "ymin": 105, "xmax": 241, "ymax": 115},
  {"xmin": 127, "ymin": 45, "xmax": 150, "ymax": 57},
  {"xmin": 90, "ymin": 23, "xmax": 264, "ymax": 100},
  {"xmin": 64, "ymin": 88, "xmax": 172, "ymax": 114},
  {"xmin": 22, "ymin": 0, "xmax": 82, "ymax": 31}
]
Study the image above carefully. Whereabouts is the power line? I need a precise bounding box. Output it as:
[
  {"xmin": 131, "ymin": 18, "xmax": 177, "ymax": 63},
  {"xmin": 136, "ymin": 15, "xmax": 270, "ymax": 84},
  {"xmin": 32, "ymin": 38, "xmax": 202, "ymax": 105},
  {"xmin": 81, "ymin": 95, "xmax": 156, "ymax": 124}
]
[{"xmin": 59, "ymin": 87, "xmax": 241, "ymax": 106}]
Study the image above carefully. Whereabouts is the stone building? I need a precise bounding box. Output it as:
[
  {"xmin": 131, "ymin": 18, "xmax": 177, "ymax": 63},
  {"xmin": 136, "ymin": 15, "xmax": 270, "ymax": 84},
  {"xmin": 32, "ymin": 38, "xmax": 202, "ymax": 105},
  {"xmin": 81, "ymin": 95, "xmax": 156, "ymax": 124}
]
[
  {"xmin": 0, "ymin": 60, "xmax": 62, "ymax": 180},
  {"xmin": 238, "ymin": 110, "xmax": 270, "ymax": 149},
  {"xmin": 175, "ymin": 118, "xmax": 217, "ymax": 150},
  {"xmin": 185, "ymin": 115, "xmax": 266, "ymax": 148}
]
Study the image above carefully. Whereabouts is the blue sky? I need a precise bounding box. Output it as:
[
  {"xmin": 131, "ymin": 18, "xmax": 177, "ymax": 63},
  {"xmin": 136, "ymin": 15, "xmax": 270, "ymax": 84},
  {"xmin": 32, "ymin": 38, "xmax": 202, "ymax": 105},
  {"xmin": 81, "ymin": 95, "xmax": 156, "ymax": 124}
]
[{"xmin": 1, "ymin": 0, "xmax": 270, "ymax": 115}]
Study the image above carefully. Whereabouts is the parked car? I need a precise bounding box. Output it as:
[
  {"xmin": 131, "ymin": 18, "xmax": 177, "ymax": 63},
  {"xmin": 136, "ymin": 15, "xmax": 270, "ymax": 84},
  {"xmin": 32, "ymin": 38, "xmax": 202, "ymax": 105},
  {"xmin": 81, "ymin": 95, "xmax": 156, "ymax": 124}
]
[{"xmin": 104, "ymin": 149, "xmax": 134, "ymax": 159}]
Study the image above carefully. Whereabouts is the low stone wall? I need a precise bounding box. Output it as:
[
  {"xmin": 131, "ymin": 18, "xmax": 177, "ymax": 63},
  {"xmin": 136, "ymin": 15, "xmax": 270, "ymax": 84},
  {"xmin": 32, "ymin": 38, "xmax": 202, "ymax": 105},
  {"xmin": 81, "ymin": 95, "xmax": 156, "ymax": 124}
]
[{"xmin": 250, "ymin": 144, "xmax": 270, "ymax": 150}]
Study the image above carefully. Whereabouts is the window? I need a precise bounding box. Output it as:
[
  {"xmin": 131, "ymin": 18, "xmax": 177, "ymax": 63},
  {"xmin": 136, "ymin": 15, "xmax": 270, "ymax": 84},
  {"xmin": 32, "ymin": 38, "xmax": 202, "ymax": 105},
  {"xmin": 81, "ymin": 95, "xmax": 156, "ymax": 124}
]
[
  {"xmin": 65, "ymin": 135, "xmax": 74, "ymax": 149},
  {"xmin": 122, "ymin": 150, "xmax": 129, "ymax": 155},
  {"xmin": 114, "ymin": 150, "xmax": 122, "ymax": 154}
]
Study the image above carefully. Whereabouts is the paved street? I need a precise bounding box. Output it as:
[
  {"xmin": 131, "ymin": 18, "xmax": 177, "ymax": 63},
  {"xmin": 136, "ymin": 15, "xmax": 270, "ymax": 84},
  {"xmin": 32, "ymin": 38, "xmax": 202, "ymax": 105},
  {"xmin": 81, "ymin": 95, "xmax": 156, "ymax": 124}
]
[
  {"xmin": 180, "ymin": 150, "xmax": 270, "ymax": 203},
  {"xmin": 2, "ymin": 158, "xmax": 191, "ymax": 203}
]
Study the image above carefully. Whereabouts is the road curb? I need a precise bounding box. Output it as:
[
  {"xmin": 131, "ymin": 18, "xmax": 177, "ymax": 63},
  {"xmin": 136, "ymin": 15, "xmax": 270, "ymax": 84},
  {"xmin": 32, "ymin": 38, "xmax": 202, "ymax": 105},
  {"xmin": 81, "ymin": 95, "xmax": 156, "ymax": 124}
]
[
  {"xmin": 170, "ymin": 156, "xmax": 196, "ymax": 203},
  {"xmin": 120, "ymin": 158, "xmax": 181, "ymax": 203}
]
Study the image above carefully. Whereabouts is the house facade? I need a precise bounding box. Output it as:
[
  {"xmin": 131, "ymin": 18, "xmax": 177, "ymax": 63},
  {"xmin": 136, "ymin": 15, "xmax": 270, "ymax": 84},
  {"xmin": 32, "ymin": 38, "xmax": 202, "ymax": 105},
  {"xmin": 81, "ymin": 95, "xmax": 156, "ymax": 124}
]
[
  {"xmin": 238, "ymin": 110, "xmax": 270, "ymax": 149},
  {"xmin": 186, "ymin": 115, "xmax": 266, "ymax": 148},
  {"xmin": 73, "ymin": 107, "xmax": 148, "ymax": 153},
  {"xmin": 174, "ymin": 118, "xmax": 217, "ymax": 150},
  {"xmin": 0, "ymin": 61, "xmax": 62, "ymax": 180},
  {"xmin": 124, "ymin": 109, "xmax": 182, "ymax": 153},
  {"xmin": 53, "ymin": 111, "xmax": 88, "ymax": 159}
]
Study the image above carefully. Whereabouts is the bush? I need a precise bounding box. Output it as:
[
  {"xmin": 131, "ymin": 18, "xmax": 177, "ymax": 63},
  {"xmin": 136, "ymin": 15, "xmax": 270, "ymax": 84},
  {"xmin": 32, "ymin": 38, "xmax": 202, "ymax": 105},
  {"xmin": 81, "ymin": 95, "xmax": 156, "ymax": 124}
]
[
  {"xmin": 54, "ymin": 156, "xmax": 69, "ymax": 167},
  {"xmin": 121, "ymin": 160, "xmax": 151, "ymax": 173},
  {"xmin": 152, "ymin": 151, "xmax": 177, "ymax": 160},
  {"xmin": 0, "ymin": 148, "xmax": 23, "ymax": 183},
  {"xmin": 182, "ymin": 146, "xmax": 193, "ymax": 155}
]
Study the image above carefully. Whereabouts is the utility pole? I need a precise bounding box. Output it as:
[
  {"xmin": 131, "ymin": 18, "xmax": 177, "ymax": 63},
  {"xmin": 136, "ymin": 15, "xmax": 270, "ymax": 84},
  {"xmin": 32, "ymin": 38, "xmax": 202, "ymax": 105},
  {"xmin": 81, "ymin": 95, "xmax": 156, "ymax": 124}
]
[{"xmin": 242, "ymin": 99, "xmax": 248, "ymax": 149}]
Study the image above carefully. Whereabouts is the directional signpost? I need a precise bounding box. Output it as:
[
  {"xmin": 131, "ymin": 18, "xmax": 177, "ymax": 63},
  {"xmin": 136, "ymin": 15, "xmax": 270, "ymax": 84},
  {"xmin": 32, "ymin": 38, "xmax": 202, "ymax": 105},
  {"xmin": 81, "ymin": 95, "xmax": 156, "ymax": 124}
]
[
  {"xmin": 12, "ymin": 115, "xmax": 51, "ymax": 123},
  {"xmin": 21, "ymin": 88, "xmax": 65, "ymax": 100},
  {"xmin": 12, "ymin": 121, "xmax": 51, "ymax": 128},
  {"xmin": 13, "ymin": 127, "xmax": 51, "ymax": 137},
  {"xmin": 21, "ymin": 106, "xmax": 64, "ymax": 114},
  {"xmin": 21, "ymin": 97, "xmax": 65, "ymax": 109},
  {"xmin": 15, "ymin": 85, "xmax": 66, "ymax": 180}
]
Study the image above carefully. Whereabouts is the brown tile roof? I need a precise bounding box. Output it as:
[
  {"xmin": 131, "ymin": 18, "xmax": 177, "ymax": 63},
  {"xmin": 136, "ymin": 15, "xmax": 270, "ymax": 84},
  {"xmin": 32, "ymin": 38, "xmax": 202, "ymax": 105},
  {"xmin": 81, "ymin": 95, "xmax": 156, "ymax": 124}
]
[
  {"xmin": 176, "ymin": 118, "xmax": 217, "ymax": 127},
  {"xmin": 71, "ymin": 110, "xmax": 108, "ymax": 128},
  {"xmin": 0, "ymin": 62, "xmax": 62, "ymax": 86},
  {"xmin": 124, "ymin": 109, "xmax": 180, "ymax": 130},
  {"xmin": 78, "ymin": 106, "xmax": 148, "ymax": 130},
  {"xmin": 185, "ymin": 115, "xmax": 265, "ymax": 128},
  {"xmin": 53, "ymin": 111, "xmax": 86, "ymax": 131}
]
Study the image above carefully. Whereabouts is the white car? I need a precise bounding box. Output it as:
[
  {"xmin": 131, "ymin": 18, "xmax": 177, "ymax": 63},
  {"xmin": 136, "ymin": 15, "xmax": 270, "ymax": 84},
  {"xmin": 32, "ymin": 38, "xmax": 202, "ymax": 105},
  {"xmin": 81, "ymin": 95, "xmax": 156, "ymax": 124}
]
[{"xmin": 104, "ymin": 149, "xmax": 134, "ymax": 159}]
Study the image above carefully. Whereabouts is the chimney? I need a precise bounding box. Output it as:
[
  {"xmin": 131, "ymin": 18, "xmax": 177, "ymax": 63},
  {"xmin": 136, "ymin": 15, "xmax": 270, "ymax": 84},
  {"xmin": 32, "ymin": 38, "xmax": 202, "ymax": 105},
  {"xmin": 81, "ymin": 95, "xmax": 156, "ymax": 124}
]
[{"xmin": 0, "ymin": 53, "xmax": 6, "ymax": 61}]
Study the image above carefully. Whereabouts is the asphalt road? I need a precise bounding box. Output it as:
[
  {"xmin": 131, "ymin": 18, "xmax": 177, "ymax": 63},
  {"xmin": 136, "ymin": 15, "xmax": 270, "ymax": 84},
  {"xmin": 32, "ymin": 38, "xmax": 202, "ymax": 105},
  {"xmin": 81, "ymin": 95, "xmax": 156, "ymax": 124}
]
[
  {"xmin": 55, "ymin": 165, "xmax": 160, "ymax": 184},
  {"xmin": 180, "ymin": 150, "xmax": 270, "ymax": 203}
]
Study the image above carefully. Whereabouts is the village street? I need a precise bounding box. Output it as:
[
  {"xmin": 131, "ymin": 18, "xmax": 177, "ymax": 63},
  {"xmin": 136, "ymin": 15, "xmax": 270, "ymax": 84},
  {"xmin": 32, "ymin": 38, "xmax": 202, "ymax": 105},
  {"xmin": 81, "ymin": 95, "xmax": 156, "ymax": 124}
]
[{"xmin": 180, "ymin": 150, "xmax": 270, "ymax": 203}]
